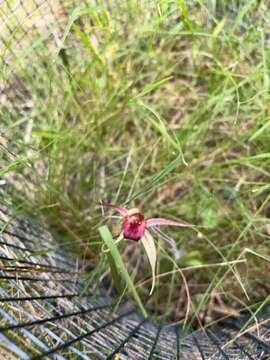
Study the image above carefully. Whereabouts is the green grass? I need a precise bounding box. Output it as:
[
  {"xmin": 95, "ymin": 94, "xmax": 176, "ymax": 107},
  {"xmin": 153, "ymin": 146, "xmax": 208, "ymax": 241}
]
[
  {"xmin": 1, "ymin": 0, "xmax": 270, "ymax": 329},
  {"xmin": 99, "ymin": 225, "xmax": 148, "ymax": 317}
]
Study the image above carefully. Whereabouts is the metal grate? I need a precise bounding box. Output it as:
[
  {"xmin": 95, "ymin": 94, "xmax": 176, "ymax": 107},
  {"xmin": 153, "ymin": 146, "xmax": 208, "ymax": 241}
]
[
  {"xmin": 1, "ymin": 0, "xmax": 270, "ymax": 358},
  {"xmin": 0, "ymin": 194, "xmax": 269, "ymax": 359}
]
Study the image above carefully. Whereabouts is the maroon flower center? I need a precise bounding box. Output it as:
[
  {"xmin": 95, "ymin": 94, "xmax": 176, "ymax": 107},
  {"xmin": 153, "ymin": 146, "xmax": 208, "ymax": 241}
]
[{"xmin": 122, "ymin": 211, "xmax": 146, "ymax": 241}]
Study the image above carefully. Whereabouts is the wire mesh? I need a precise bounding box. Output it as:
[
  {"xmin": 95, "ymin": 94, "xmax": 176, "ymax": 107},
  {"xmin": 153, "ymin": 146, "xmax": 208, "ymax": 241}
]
[{"xmin": 1, "ymin": 0, "xmax": 270, "ymax": 359}]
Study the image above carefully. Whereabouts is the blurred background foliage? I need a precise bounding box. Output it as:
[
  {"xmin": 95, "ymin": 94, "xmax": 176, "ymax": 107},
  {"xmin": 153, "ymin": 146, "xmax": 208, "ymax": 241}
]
[{"xmin": 1, "ymin": 0, "xmax": 270, "ymax": 325}]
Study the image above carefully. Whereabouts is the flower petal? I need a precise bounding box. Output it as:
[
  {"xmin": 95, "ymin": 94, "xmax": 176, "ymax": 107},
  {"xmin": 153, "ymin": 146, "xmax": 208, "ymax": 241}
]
[
  {"xmin": 146, "ymin": 218, "xmax": 192, "ymax": 228},
  {"xmin": 150, "ymin": 226, "xmax": 181, "ymax": 260},
  {"xmin": 123, "ymin": 212, "xmax": 146, "ymax": 241},
  {"xmin": 141, "ymin": 230, "xmax": 157, "ymax": 295},
  {"xmin": 99, "ymin": 202, "xmax": 128, "ymax": 216}
]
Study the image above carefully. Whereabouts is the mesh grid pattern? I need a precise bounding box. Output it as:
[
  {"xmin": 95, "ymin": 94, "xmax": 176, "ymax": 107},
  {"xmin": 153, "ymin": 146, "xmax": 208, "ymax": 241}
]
[
  {"xmin": 1, "ymin": 0, "xmax": 270, "ymax": 358},
  {"xmin": 0, "ymin": 185, "xmax": 269, "ymax": 358}
]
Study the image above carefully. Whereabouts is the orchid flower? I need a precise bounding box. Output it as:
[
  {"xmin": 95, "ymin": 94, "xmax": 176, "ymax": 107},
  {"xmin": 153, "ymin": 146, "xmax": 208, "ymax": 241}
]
[{"xmin": 100, "ymin": 202, "xmax": 193, "ymax": 295}]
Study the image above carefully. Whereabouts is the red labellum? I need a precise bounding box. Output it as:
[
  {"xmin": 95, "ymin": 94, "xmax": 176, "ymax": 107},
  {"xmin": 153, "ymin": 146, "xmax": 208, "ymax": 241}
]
[{"xmin": 122, "ymin": 208, "xmax": 146, "ymax": 241}]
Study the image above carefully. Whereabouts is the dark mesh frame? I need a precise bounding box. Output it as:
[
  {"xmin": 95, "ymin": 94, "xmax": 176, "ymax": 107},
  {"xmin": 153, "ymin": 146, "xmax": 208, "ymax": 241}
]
[
  {"xmin": 1, "ymin": 1, "xmax": 270, "ymax": 359},
  {"xmin": 1, "ymin": 189, "xmax": 270, "ymax": 359}
]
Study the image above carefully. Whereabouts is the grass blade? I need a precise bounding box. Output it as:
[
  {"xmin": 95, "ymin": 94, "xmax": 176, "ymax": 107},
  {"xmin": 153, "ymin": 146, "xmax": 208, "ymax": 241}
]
[
  {"xmin": 99, "ymin": 225, "xmax": 148, "ymax": 318},
  {"xmin": 106, "ymin": 251, "xmax": 123, "ymax": 295},
  {"xmin": 132, "ymin": 76, "xmax": 173, "ymax": 99}
]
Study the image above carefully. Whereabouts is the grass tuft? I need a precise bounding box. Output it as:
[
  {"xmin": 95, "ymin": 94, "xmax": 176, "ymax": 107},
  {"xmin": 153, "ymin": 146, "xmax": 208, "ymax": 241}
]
[{"xmin": 1, "ymin": 0, "xmax": 270, "ymax": 327}]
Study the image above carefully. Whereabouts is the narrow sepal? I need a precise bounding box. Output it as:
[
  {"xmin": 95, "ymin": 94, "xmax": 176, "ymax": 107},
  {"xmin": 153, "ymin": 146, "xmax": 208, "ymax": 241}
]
[
  {"xmin": 99, "ymin": 201, "xmax": 128, "ymax": 216},
  {"xmin": 141, "ymin": 230, "xmax": 157, "ymax": 295},
  {"xmin": 146, "ymin": 218, "xmax": 192, "ymax": 228}
]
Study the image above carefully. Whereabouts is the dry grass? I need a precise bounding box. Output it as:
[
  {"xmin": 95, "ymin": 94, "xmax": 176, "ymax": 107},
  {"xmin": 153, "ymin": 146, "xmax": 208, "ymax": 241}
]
[{"xmin": 1, "ymin": 0, "xmax": 270, "ymax": 328}]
